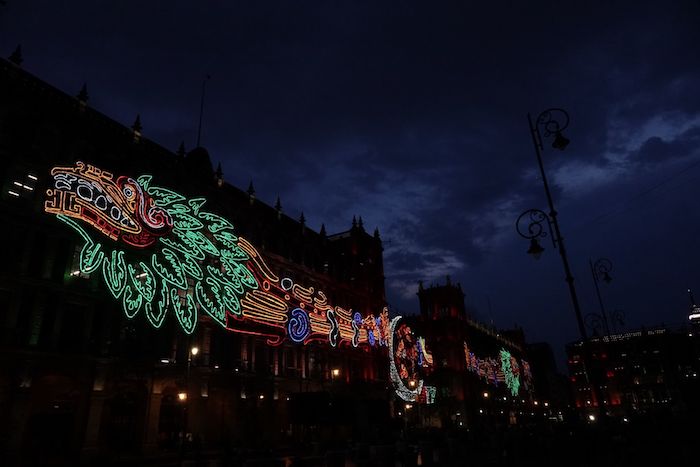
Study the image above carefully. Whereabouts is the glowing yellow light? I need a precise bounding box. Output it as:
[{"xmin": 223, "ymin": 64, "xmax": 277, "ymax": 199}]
[
  {"xmin": 190, "ymin": 346, "xmax": 199, "ymax": 356},
  {"xmin": 483, "ymin": 392, "xmax": 489, "ymax": 398},
  {"xmin": 292, "ymin": 283, "xmax": 314, "ymax": 303},
  {"xmin": 178, "ymin": 392, "xmax": 187, "ymax": 401},
  {"xmin": 332, "ymin": 368, "xmax": 340, "ymax": 377},
  {"xmin": 259, "ymin": 394, "xmax": 265, "ymax": 400}
]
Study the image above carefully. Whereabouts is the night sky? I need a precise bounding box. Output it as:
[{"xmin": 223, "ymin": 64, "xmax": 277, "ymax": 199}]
[{"xmin": 3, "ymin": 1, "xmax": 700, "ymax": 367}]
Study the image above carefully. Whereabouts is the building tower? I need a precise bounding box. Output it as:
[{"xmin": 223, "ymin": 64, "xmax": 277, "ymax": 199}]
[
  {"xmin": 417, "ymin": 276, "xmax": 467, "ymax": 321},
  {"xmin": 689, "ymin": 288, "xmax": 700, "ymax": 332}
]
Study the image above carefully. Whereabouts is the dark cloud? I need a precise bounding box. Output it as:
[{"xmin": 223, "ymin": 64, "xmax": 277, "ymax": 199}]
[{"xmin": 633, "ymin": 127, "xmax": 700, "ymax": 166}]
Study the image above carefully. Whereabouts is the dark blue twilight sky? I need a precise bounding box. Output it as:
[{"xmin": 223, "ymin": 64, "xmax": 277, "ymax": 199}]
[{"xmin": 2, "ymin": 1, "xmax": 700, "ymax": 367}]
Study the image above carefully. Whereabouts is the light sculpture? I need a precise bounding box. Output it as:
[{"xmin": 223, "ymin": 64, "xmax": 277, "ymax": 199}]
[
  {"xmin": 500, "ymin": 349, "xmax": 521, "ymax": 396},
  {"xmin": 45, "ymin": 162, "xmax": 441, "ymax": 404},
  {"xmin": 464, "ymin": 342, "xmax": 527, "ymax": 396},
  {"xmin": 388, "ymin": 316, "xmax": 435, "ymax": 403},
  {"xmin": 45, "ymin": 162, "xmax": 391, "ymax": 346},
  {"xmin": 520, "ymin": 360, "xmax": 533, "ymax": 391}
]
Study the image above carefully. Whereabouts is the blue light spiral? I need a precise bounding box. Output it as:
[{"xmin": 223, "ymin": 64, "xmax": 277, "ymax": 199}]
[{"xmin": 287, "ymin": 308, "xmax": 310, "ymax": 343}]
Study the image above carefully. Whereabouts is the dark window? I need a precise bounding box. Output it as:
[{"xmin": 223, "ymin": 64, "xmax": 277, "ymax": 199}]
[
  {"xmin": 37, "ymin": 307, "xmax": 56, "ymax": 350},
  {"xmin": 255, "ymin": 342, "xmax": 268, "ymax": 373},
  {"xmin": 57, "ymin": 304, "xmax": 86, "ymax": 353},
  {"xmin": 100, "ymin": 391, "xmax": 142, "ymax": 452},
  {"xmin": 88, "ymin": 309, "xmax": 103, "ymax": 354},
  {"xmin": 0, "ymin": 289, "xmax": 10, "ymax": 330},
  {"xmin": 51, "ymin": 237, "xmax": 71, "ymax": 281},
  {"xmin": 157, "ymin": 393, "xmax": 184, "ymax": 451},
  {"xmin": 28, "ymin": 232, "xmax": 47, "ymax": 278},
  {"xmin": 15, "ymin": 291, "xmax": 34, "ymax": 346},
  {"xmin": 3, "ymin": 227, "xmax": 25, "ymax": 272}
]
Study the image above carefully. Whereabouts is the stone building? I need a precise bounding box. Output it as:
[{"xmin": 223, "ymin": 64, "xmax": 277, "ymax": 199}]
[
  {"xmin": 566, "ymin": 325, "xmax": 700, "ymax": 419},
  {"xmin": 0, "ymin": 53, "xmax": 389, "ymax": 465},
  {"xmin": 406, "ymin": 280, "xmax": 545, "ymax": 430}
]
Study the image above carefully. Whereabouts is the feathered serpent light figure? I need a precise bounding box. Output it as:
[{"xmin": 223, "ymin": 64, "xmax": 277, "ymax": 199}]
[
  {"xmin": 44, "ymin": 161, "xmax": 438, "ymax": 399},
  {"xmin": 43, "ymin": 162, "xmax": 397, "ymax": 346},
  {"xmin": 42, "ymin": 160, "xmax": 532, "ymax": 401},
  {"xmin": 45, "ymin": 162, "xmax": 259, "ymax": 335}
]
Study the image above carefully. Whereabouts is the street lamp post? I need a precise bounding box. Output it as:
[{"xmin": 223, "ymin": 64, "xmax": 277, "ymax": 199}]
[
  {"xmin": 180, "ymin": 345, "xmax": 199, "ymax": 459},
  {"xmin": 585, "ymin": 258, "xmax": 626, "ymax": 336},
  {"xmin": 515, "ymin": 108, "xmax": 606, "ymax": 419},
  {"xmin": 586, "ymin": 258, "xmax": 612, "ymax": 336},
  {"xmin": 188, "ymin": 345, "xmax": 199, "ymax": 382},
  {"xmin": 330, "ymin": 367, "xmax": 340, "ymax": 413}
]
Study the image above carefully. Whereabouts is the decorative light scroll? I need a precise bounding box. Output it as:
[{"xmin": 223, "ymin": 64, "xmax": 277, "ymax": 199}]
[
  {"xmin": 388, "ymin": 316, "xmax": 435, "ymax": 403},
  {"xmin": 500, "ymin": 349, "xmax": 521, "ymax": 396},
  {"xmin": 520, "ymin": 359, "xmax": 533, "ymax": 392},
  {"xmin": 44, "ymin": 162, "xmax": 391, "ymax": 347},
  {"xmin": 287, "ymin": 308, "xmax": 310, "ymax": 343},
  {"xmin": 464, "ymin": 341, "xmax": 526, "ymax": 396}
]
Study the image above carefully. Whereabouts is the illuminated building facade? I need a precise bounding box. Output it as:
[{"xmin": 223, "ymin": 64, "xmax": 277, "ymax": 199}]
[
  {"xmin": 407, "ymin": 280, "xmax": 542, "ymax": 429},
  {"xmin": 566, "ymin": 326, "xmax": 700, "ymax": 419},
  {"xmin": 688, "ymin": 288, "xmax": 700, "ymax": 330},
  {"xmin": 0, "ymin": 56, "xmax": 394, "ymax": 464}
]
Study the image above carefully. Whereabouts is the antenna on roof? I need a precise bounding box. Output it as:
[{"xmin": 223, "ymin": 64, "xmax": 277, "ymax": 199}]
[{"xmin": 196, "ymin": 74, "xmax": 211, "ymax": 147}]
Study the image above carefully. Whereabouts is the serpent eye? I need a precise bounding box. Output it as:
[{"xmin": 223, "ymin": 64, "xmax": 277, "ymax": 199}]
[{"xmin": 123, "ymin": 185, "xmax": 135, "ymax": 199}]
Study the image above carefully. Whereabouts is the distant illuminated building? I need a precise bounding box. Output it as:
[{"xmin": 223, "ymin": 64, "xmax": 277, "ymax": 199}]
[
  {"xmin": 566, "ymin": 328, "xmax": 675, "ymax": 417},
  {"xmin": 688, "ymin": 289, "xmax": 700, "ymax": 329},
  {"xmin": 408, "ymin": 279, "xmax": 542, "ymax": 428},
  {"xmin": 566, "ymin": 290, "xmax": 700, "ymax": 418}
]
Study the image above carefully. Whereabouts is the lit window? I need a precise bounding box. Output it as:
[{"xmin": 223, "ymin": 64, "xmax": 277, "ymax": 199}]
[
  {"xmin": 6, "ymin": 173, "xmax": 38, "ymax": 199},
  {"xmin": 69, "ymin": 245, "xmax": 90, "ymax": 279}
]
